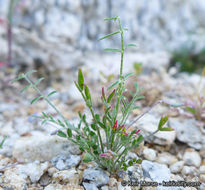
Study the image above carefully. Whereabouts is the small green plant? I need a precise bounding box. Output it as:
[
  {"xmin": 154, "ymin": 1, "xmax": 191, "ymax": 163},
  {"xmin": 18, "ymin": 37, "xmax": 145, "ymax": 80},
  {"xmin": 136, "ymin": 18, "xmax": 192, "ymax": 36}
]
[
  {"xmin": 170, "ymin": 45, "xmax": 205, "ymax": 73},
  {"xmin": 13, "ymin": 16, "xmax": 173, "ymax": 174},
  {"xmin": 133, "ymin": 62, "xmax": 142, "ymax": 75},
  {"xmin": 0, "ymin": 137, "xmax": 6, "ymax": 149},
  {"xmin": 185, "ymin": 67, "xmax": 205, "ymax": 122}
]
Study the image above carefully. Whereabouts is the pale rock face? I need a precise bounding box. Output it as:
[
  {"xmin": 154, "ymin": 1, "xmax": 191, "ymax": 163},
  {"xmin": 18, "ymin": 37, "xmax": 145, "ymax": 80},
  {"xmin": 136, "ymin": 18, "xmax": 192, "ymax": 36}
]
[
  {"xmin": 1, "ymin": 0, "xmax": 205, "ymax": 51},
  {"xmin": 83, "ymin": 183, "xmax": 98, "ymax": 190},
  {"xmin": 52, "ymin": 168, "xmax": 80, "ymax": 185},
  {"xmin": 199, "ymin": 165, "xmax": 205, "ymax": 174},
  {"xmin": 44, "ymin": 184, "xmax": 84, "ymax": 190},
  {"xmin": 200, "ymin": 174, "xmax": 205, "ymax": 183},
  {"xmin": 17, "ymin": 161, "xmax": 49, "ymax": 183},
  {"xmin": 142, "ymin": 160, "xmax": 171, "ymax": 183},
  {"xmin": 51, "ymin": 154, "xmax": 81, "ymax": 170},
  {"xmin": 169, "ymin": 118, "xmax": 205, "ymax": 150},
  {"xmin": 181, "ymin": 166, "xmax": 197, "ymax": 176},
  {"xmin": 117, "ymin": 182, "xmax": 132, "ymax": 190},
  {"xmin": 156, "ymin": 152, "xmax": 178, "ymax": 166},
  {"xmin": 83, "ymin": 168, "xmax": 109, "ymax": 187},
  {"xmin": 101, "ymin": 186, "xmax": 109, "ymax": 190},
  {"xmin": 170, "ymin": 161, "xmax": 184, "ymax": 173},
  {"xmin": 12, "ymin": 133, "xmax": 80, "ymax": 162},
  {"xmin": 183, "ymin": 148, "xmax": 201, "ymax": 168},
  {"xmin": 0, "ymin": 167, "xmax": 28, "ymax": 190},
  {"xmin": 143, "ymin": 147, "xmax": 157, "ymax": 161}
]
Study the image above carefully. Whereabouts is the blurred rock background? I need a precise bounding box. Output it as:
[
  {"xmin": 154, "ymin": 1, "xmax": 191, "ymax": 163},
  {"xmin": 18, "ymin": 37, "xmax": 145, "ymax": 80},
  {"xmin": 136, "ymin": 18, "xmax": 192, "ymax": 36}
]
[
  {"xmin": 0, "ymin": 0, "xmax": 205, "ymax": 75},
  {"xmin": 1, "ymin": 0, "xmax": 205, "ymax": 51}
]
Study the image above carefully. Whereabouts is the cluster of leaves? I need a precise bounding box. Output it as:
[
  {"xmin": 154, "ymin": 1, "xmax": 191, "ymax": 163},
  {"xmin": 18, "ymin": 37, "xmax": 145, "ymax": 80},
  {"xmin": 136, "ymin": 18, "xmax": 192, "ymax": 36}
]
[
  {"xmin": 13, "ymin": 16, "xmax": 173, "ymax": 174},
  {"xmin": 170, "ymin": 45, "xmax": 205, "ymax": 73},
  {"xmin": 185, "ymin": 68, "xmax": 205, "ymax": 122}
]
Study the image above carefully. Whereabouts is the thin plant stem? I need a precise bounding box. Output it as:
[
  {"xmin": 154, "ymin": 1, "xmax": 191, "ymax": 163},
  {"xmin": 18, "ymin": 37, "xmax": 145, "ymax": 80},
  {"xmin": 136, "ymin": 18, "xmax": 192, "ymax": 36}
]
[
  {"xmin": 113, "ymin": 17, "xmax": 125, "ymax": 122},
  {"xmin": 127, "ymin": 100, "xmax": 162, "ymax": 129},
  {"xmin": 78, "ymin": 88, "xmax": 104, "ymax": 153},
  {"xmin": 7, "ymin": 23, "xmax": 12, "ymax": 66},
  {"xmin": 24, "ymin": 76, "xmax": 71, "ymax": 128}
]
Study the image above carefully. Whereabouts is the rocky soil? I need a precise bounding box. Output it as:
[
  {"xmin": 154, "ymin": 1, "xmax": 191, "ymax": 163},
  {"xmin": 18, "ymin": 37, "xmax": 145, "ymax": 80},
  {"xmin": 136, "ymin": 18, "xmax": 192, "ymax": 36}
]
[
  {"xmin": 0, "ymin": 51, "xmax": 205, "ymax": 189},
  {"xmin": 0, "ymin": 1, "xmax": 205, "ymax": 190}
]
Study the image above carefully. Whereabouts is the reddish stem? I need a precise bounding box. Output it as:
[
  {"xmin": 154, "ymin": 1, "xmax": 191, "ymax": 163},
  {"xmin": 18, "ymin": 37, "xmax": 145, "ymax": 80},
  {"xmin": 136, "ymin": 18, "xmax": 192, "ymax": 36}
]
[{"xmin": 7, "ymin": 23, "xmax": 12, "ymax": 67}]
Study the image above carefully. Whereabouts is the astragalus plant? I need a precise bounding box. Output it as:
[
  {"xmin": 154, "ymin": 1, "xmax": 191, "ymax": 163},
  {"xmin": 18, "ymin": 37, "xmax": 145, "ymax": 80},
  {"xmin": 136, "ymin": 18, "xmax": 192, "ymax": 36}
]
[{"xmin": 13, "ymin": 16, "xmax": 173, "ymax": 174}]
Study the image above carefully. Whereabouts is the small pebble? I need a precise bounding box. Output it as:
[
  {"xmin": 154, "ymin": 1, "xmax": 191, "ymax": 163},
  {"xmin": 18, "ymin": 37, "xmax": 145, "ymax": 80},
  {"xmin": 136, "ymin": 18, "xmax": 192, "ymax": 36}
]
[
  {"xmin": 183, "ymin": 148, "xmax": 201, "ymax": 167},
  {"xmin": 170, "ymin": 161, "xmax": 184, "ymax": 173},
  {"xmin": 200, "ymin": 174, "xmax": 205, "ymax": 182},
  {"xmin": 156, "ymin": 152, "xmax": 178, "ymax": 165},
  {"xmin": 143, "ymin": 148, "xmax": 157, "ymax": 161},
  {"xmin": 181, "ymin": 166, "xmax": 197, "ymax": 176},
  {"xmin": 199, "ymin": 165, "xmax": 205, "ymax": 174}
]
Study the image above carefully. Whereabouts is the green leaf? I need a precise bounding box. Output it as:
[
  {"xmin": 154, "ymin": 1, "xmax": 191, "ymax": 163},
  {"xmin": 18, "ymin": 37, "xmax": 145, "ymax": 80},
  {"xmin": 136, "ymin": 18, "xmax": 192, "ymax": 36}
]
[
  {"xmin": 0, "ymin": 137, "xmax": 6, "ymax": 149},
  {"xmin": 158, "ymin": 115, "xmax": 169, "ymax": 130},
  {"xmin": 78, "ymin": 69, "xmax": 84, "ymax": 91},
  {"xmin": 98, "ymin": 31, "xmax": 120, "ymax": 41},
  {"xmin": 108, "ymin": 80, "xmax": 119, "ymax": 90},
  {"xmin": 95, "ymin": 114, "xmax": 100, "ymax": 122},
  {"xmin": 30, "ymin": 96, "xmax": 42, "ymax": 104},
  {"xmin": 186, "ymin": 106, "xmax": 196, "ymax": 114},
  {"xmin": 123, "ymin": 163, "xmax": 128, "ymax": 171},
  {"xmin": 159, "ymin": 127, "xmax": 174, "ymax": 131},
  {"xmin": 107, "ymin": 89, "xmax": 115, "ymax": 103},
  {"xmin": 104, "ymin": 48, "xmax": 121, "ymax": 52},
  {"xmin": 125, "ymin": 43, "xmax": 137, "ymax": 49},
  {"xmin": 84, "ymin": 85, "xmax": 91, "ymax": 100},
  {"xmin": 91, "ymin": 124, "xmax": 97, "ymax": 131},
  {"xmin": 128, "ymin": 160, "xmax": 133, "ymax": 166},
  {"xmin": 130, "ymin": 129, "xmax": 138, "ymax": 135},
  {"xmin": 83, "ymin": 153, "xmax": 94, "ymax": 163},
  {"xmin": 47, "ymin": 90, "xmax": 57, "ymax": 97},
  {"xmin": 25, "ymin": 70, "xmax": 37, "ymax": 76},
  {"xmin": 98, "ymin": 121, "xmax": 106, "ymax": 129},
  {"xmin": 135, "ymin": 159, "xmax": 142, "ymax": 164},
  {"xmin": 34, "ymin": 77, "xmax": 44, "ymax": 86},
  {"xmin": 104, "ymin": 16, "xmax": 119, "ymax": 21},
  {"xmin": 57, "ymin": 119, "xmax": 65, "ymax": 127},
  {"xmin": 32, "ymin": 114, "xmax": 42, "ymax": 119},
  {"xmin": 49, "ymin": 116, "xmax": 55, "ymax": 122},
  {"xmin": 124, "ymin": 72, "xmax": 134, "ymax": 80},
  {"xmin": 76, "ymin": 135, "xmax": 81, "ymax": 141},
  {"xmin": 131, "ymin": 105, "xmax": 140, "ymax": 110},
  {"xmin": 132, "ymin": 139, "xmax": 137, "ymax": 146},
  {"xmin": 41, "ymin": 119, "xmax": 47, "ymax": 125},
  {"xmin": 67, "ymin": 128, "xmax": 72, "ymax": 138},
  {"xmin": 93, "ymin": 150, "xmax": 99, "ymax": 155},
  {"xmin": 89, "ymin": 131, "xmax": 96, "ymax": 136},
  {"xmin": 92, "ymin": 144, "xmax": 98, "ymax": 150},
  {"xmin": 42, "ymin": 112, "xmax": 48, "ymax": 118},
  {"xmin": 103, "ymin": 116, "xmax": 107, "ymax": 126},
  {"xmin": 12, "ymin": 74, "xmax": 25, "ymax": 83},
  {"xmin": 57, "ymin": 130, "xmax": 67, "ymax": 138},
  {"xmin": 20, "ymin": 85, "xmax": 31, "ymax": 93},
  {"xmin": 136, "ymin": 135, "xmax": 144, "ymax": 144}
]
